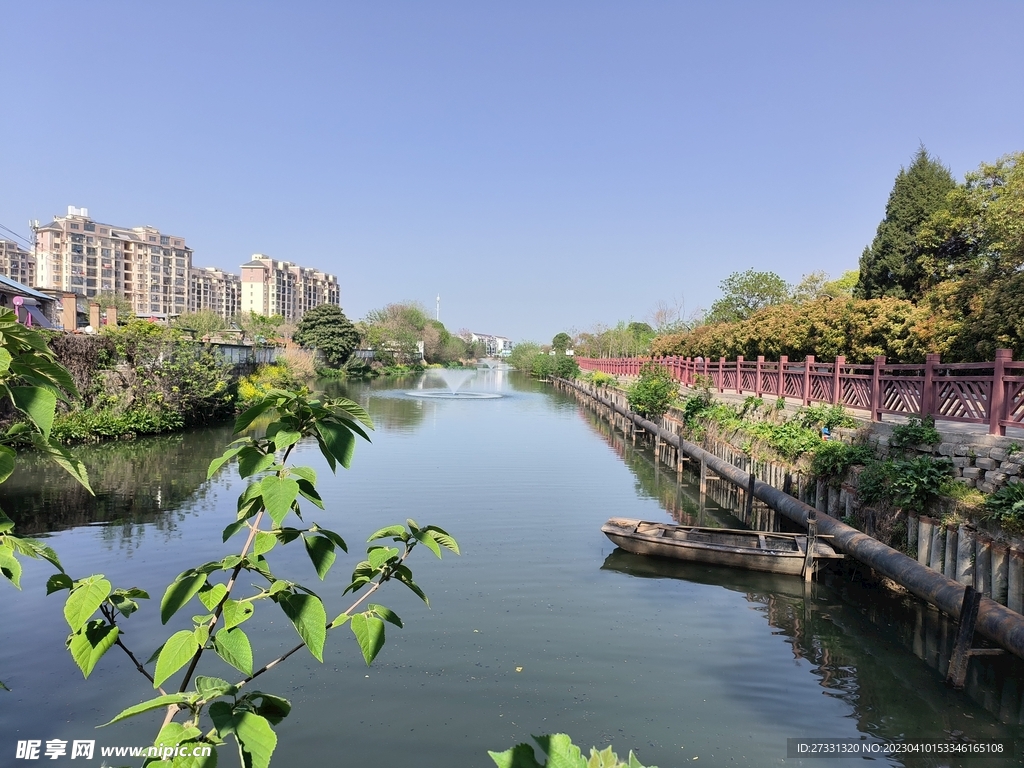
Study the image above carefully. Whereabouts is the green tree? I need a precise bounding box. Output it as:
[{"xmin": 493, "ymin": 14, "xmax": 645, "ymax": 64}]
[
  {"xmin": 855, "ymin": 146, "xmax": 956, "ymax": 300},
  {"xmin": 508, "ymin": 342, "xmax": 541, "ymax": 371},
  {"xmin": 93, "ymin": 291, "xmax": 135, "ymax": 323},
  {"xmin": 359, "ymin": 303, "xmax": 431, "ymax": 365},
  {"xmin": 626, "ymin": 362, "xmax": 679, "ymax": 421},
  {"xmin": 551, "ymin": 332, "xmax": 572, "ymax": 353},
  {"xmin": 174, "ymin": 310, "xmax": 228, "ymax": 340},
  {"xmin": 705, "ymin": 269, "xmax": 790, "ymax": 324},
  {"xmin": 293, "ymin": 304, "xmax": 359, "ymax": 368},
  {"xmin": 236, "ymin": 312, "xmax": 285, "ymax": 345}
]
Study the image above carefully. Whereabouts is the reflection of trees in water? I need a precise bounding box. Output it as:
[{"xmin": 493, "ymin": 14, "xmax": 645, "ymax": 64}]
[
  {"xmin": 0, "ymin": 425, "xmax": 235, "ymax": 536},
  {"xmin": 578, "ymin": 403, "xmax": 783, "ymax": 531},
  {"xmin": 317, "ymin": 377, "xmax": 427, "ymax": 433},
  {"xmin": 603, "ymin": 550, "xmax": 1024, "ymax": 758}
]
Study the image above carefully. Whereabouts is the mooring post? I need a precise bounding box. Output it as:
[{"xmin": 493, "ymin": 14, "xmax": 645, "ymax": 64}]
[
  {"xmin": 918, "ymin": 516, "xmax": 934, "ymax": 567},
  {"xmin": 929, "ymin": 522, "xmax": 945, "ymax": 573},
  {"xmin": 945, "ymin": 586, "xmax": 1001, "ymax": 689},
  {"xmin": 745, "ymin": 467, "xmax": 755, "ymax": 519},
  {"xmin": 991, "ymin": 541, "xmax": 1009, "ymax": 606},
  {"xmin": 700, "ymin": 457, "xmax": 708, "ymax": 497},
  {"xmin": 803, "ymin": 508, "xmax": 817, "ymax": 582},
  {"xmin": 944, "ymin": 523, "xmax": 958, "ymax": 581},
  {"xmin": 907, "ymin": 513, "xmax": 918, "ymax": 558}
]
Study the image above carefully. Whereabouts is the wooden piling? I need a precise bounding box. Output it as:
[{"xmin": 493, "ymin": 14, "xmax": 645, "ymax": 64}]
[
  {"xmin": 1009, "ymin": 548, "xmax": 1023, "ymax": 615},
  {"xmin": 929, "ymin": 522, "xmax": 944, "ymax": 573},
  {"xmin": 991, "ymin": 541, "xmax": 1009, "ymax": 607},
  {"xmin": 956, "ymin": 524, "xmax": 976, "ymax": 586},
  {"xmin": 918, "ymin": 516, "xmax": 934, "ymax": 567},
  {"xmin": 944, "ymin": 523, "xmax": 958, "ymax": 581}
]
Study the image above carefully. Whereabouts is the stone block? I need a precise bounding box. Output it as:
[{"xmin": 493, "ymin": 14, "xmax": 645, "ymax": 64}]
[
  {"xmin": 952, "ymin": 467, "xmax": 963, "ymax": 477},
  {"xmin": 971, "ymin": 447, "xmax": 991, "ymax": 459},
  {"xmin": 962, "ymin": 467, "xmax": 982, "ymax": 479},
  {"xmin": 938, "ymin": 442, "xmax": 956, "ymax": 456},
  {"xmin": 975, "ymin": 457, "xmax": 998, "ymax": 470},
  {"xmin": 1011, "ymin": 476, "xmax": 1021, "ymax": 485},
  {"xmin": 990, "ymin": 448, "xmax": 1009, "ymax": 462},
  {"xmin": 954, "ymin": 444, "xmax": 972, "ymax": 456},
  {"xmin": 1001, "ymin": 462, "xmax": 1021, "ymax": 476},
  {"xmin": 953, "ymin": 477, "xmax": 976, "ymax": 488},
  {"xmin": 985, "ymin": 471, "xmax": 1009, "ymax": 484},
  {"xmin": 978, "ymin": 481, "xmax": 996, "ymax": 494},
  {"xmin": 951, "ymin": 456, "xmax": 972, "ymax": 467}
]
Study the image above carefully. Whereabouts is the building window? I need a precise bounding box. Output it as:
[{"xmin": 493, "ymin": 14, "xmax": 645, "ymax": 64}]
[
  {"xmin": 70, "ymin": 223, "xmax": 79, "ymax": 230},
  {"xmin": 84, "ymin": 223, "xmax": 95, "ymax": 232}
]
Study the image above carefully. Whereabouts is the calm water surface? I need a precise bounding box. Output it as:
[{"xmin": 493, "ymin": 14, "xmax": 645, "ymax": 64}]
[{"xmin": 1, "ymin": 369, "xmax": 1022, "ymax": 767}]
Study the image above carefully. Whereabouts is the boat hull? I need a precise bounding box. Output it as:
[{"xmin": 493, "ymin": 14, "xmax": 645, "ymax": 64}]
[{"xmin": 601, "ymin": 518, "xmax": 841, "ymax": 577}]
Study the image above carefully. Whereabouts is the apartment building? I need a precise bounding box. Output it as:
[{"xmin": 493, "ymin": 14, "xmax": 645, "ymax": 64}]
[
  {"xmin": 0, "ymin": 239, "xmax": 35, "ymax": 286},
  {"xmin": 240, "ymin": 255, "xmax": 339, "ymax": 322},
  {"xmin": 188, "ymin": 266, "xmax": 242, "ymax": 319},
  {"xmin": 33, "ymin": 206, "xmax": 192, "ymax": 317}
]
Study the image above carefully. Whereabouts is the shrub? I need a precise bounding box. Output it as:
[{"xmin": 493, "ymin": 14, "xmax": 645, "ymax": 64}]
[
  {"xmin": 811, "ymin": 441, "xmax": 875, "ymax": 482},
  {"xmin": 627, "ymin": 362, "xmax": 679, "ymax": 420},
  {"xmin": 984, "ymin": 482, "xmax": 1024, "ymax": 533},
  {"xmin": 797, "ymin": 404, "xmax": 856, "ymax": 431},
  {"xmin": 890, "ymin": 415, "xmax": 941, "ymax": 448},
  {"xmin": 857, "ymin": 455, "xmax": 952, "ymax": 513}
]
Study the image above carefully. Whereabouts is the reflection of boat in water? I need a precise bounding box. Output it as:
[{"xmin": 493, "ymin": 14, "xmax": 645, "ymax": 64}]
[{"xmin": 602, "ymin": 518, "xmax": 843, "ymax": 577}]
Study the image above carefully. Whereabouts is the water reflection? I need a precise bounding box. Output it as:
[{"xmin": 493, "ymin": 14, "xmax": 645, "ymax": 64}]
[{"xmin": 0, "ymin": 425, "xmax": 235, "ymax": 535}]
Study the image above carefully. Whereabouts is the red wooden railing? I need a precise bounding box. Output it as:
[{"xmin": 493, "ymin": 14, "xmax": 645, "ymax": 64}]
[{"xmin": 577, "ymin": 349, "xmax": 1024, "ymax": 435}]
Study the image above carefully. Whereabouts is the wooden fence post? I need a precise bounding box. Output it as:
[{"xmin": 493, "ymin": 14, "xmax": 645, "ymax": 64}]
[
  {"xmin": 922, "ymin": 353, "xmax": 939, "ymax": 420},
  {"xmin": 870, "ymin": 355, "xmax": 886, "ymax": 422},
  {"xmin": 802, "ymin": 355, "xmax": 814, "ymax": 406},
  {"xmin": 736, "ymin": 355, "xmax": 744, "ymax": 394},
  {"xmin": 756, "ymin": 355, "xmax": 764, "ymax": 397},
  {"xmin": 832, "ymin": 355, "xmax": 844, "ymax": 405},
  {"xmin": 990, "ymin": 348, "xmax": 1012, "ymax": 436},
  {"xmin": 718, "ymin": 357, "xmax": 725, "ymax": 392},
  {"xmin": 778, "ymin": 355, "xmax": 787, "ymax": 399}
]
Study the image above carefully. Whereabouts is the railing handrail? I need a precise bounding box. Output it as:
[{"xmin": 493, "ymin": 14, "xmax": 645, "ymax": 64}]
[{"xmin": 576, "ymin": 350, "xmax": 1020, "ymax": 435}]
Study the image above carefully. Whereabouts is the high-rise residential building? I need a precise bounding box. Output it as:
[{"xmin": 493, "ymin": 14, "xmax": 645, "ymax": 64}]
[
  {"xmin": 0, "ymin": 239, "xmax": 35, "ymax": 286},
  {"xmin": 33, "ymin": 206, "xmax": 192, "ymax": 317},
  {"xmin": 240, "ymin": 254, "xmax": 339, "ymax": 322},
  {"xmin": 189, "ymin": 266, "xmax": 242, "ymax": 319}
]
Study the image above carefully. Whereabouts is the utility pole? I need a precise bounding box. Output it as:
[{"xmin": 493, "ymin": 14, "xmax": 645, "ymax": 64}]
[{"xmin": 436, "ymin": 294, "xmax": 440, "ymax": 321}]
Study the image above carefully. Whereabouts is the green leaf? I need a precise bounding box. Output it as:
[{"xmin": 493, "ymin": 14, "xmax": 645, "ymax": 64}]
[
  {"xmin": 198, "ymin": 583, "xmax": 228, "ymax": 612},
  {"xmin": 259, "ymin": 476, "xmax": 299, "ymax": 527},
  {"xmin": 153, "ymin": 629, "xmax": 201, "ymax": 688},
  {"xmin": 33, "ymin": 436, "xmax": 92, "ymax": 493},
  {"xmin": 534, "ymin": 734, "xmax": 586, "ymax": 768},
  {"xmin": 64, "ymin": 576, "xmax": 112, "ymax": 632},
  {"xmin": 425, "ymin": 525, "xmax": 461, "ymax": 555},
  {"xmin": 0, "ymin": 346, "xmax": 11, "ymax": 373},
  {"xmin": 295, "ymin": 478, "xmax": 325, "ymax": 510},
  {"xmin": 222, "ymin": 520, "xmax": 247, "ymax": 543},
  {"xmin": 208, "ymin": 446, "xmax": 243, "ymax": 480},
  {"xmin": 150, "ymin": 721, "xmax": 218, "ymax": 768},
  {"xmin": 161, "ymin": 572, "xmax": 208, "ymax": 624},
  {"xmin": 101, "ymin": 693, "xmax": 195, "ymax": 726},
  {"xmin": 413, "ymin": 528, "xmax": 442, "ymax": 559},
  {"xmin": 217, "ymin": 709, "xmax": 277, "ymax": 768},
  {"xmin": 0, "ymin": 544, "xmax": 22, "ymax": 589},
  {"xmin": 303, "ymin": 535, "xmax": 336, "ymax": 580},
  {"xmin": 272, "ymin": 429, "xmax": 302, "ymax": 451},
  {"xmin": 221, "ymin": 599, "xmax": 254, "ymax": 630},
  {"xmin": 368, "ymin": 528, "xmax": 407, "ymax": 544},
  {"xmin": 234, "ymin": 400, "xmax": 278, "ymax": 434},
  {"xmin": 0, "ymin": 445, "xmax": 16, "ymax": 484},
  {"xmin": 329, "ymin": 612, "xmax": 352, "ymax": 629},
  {"xmin": 289, "ymin": 466, "xmax": 317, "ymax": 485},
  {"xmin": 278, "ymin": 592, "xmax": 327, "ymax": 662},
  {"xmin": 67, "ymin": 620, "xmax": 119, "ymax": 679},
  {"xmin": 9, "ymin": 354, "xmax": 77, "ymax": 399},
  {"xmin": 350, "ymin": 613, "xmax": 386, "ymax": 666},
  {"xmin": 367, "ymin": 603, "xmax": 403, "ymax": 628},
  {"xmin": 46, "ymin": 573, "xmax": 74, "ymax": 594},
  {"xmin": 0, "ymin": 510, "xmax": 13, "ymax": 533},
  {"xmin": 312, "ymin": 526, "xmax": 347, "ymax": 552},
  {"xmin": 243, "ymin": 691, "xmax": 292, "ymax": 725},
  {"xmin": 213, "ymin": 628, "xmax": 253, "ymax": 675},
  {"xmin": 331, "ymin": 397, "xmax": 375, "ymax": 431},
  {"xmin": 252, "ymin": 531, "xmax": 277, "ymax": 556},
  {"xmin": 315, "ymin": 421, "xmax": 357, "ymax": 469},
  {"xmin": 237, "ymin": 446, "xmax": 275, "ymax": 479},
  {"xmin": 488, "ymin": 744, "xmax": 546, "ymax": 768},
  {"xmin": 367, "ymin": 546, "xmax": 399, "ymax": 569},
  {"xmin": 10, "ymin": 385, "xmax": 58, "ymax": 441},
  {"xmin": 195, "ymin": 675, "xmax": 237, "ymax": 701}
]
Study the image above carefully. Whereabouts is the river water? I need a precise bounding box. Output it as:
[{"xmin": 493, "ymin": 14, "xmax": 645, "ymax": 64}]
[{"xmin": 1, "ymin": 369, "xmax": 1022, "ymax": 767}]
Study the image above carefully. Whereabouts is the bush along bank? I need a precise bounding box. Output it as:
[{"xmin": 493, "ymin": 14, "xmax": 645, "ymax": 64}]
[{"xmin": 42, "ymin": 321, "xmax": 237, "ymax": 443}]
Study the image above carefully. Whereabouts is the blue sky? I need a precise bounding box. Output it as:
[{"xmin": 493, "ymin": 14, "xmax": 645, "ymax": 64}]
[{"xmin": 1, "ymin": 2, "xmax": 1021, "ymax": 342}]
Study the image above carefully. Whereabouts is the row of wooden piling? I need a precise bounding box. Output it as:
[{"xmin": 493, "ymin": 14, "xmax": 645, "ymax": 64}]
[{"xmin": 910, "ymin": 516, "xmax": 1024, "ymax": 615}]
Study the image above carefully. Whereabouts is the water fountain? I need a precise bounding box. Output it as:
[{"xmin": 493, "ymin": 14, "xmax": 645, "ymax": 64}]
[{"xmin": 406, "ymin": 368, "xmax": 502, "ymax": 399}]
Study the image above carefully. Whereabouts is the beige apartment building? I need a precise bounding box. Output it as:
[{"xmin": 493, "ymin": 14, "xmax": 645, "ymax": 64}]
[
  {"xmin": 0, "ymin": 239, "xmax": 36, "ymax": 286},
  {"xmin": 188, "ymin": 266, "xmax": 242, "ymax": 319},
  {"xmin": 240, "ymin": 255, "xmax": 339, "ymax": 322},
  {"xmin": 34, "ymin": 206, "xmax": 191, "ymax": 318}
]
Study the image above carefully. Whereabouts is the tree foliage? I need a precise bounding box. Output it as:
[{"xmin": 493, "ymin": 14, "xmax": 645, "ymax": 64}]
[
  {"xmin": 626, "ymin": 362, "xmax": 679, "ymax": 421},
  {"xmin": 292, "ymin": 304, "xmax": 359, "ymax": 368},
  {"xmin": 704, "ymin": 269, "xmax": 790, "ymax": 324},
  {"xmin": 855, "ymin": 146, "xmax": 956, "ymax": 300},
  {"xmin": 551, "ymin": 332, "xmax": 572, "ymax": 353},
  {"xmin": 174, "ymin": 310, "xmax": 229, "ymax": 341}
]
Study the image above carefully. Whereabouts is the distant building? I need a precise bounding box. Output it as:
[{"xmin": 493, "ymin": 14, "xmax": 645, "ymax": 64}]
[
  {"xmin": 0, "ymin": 239, "xmax": 36, "ymax": 286},
  {"xmin": 465, "ymin": 332, "xmax": 513, "ymax": 357},
  {"xmin": 240, "ymin": 254, "xmax": 339, "ymax": 322},
  {"xmin": 33, "ymin": 206, "xmax": 192, "ymax": 318},
  {"xmin": 0, "ymin": 274, "xmax": 57, "ymax": 327},
  {"xmin": 189, "ymin": 266, "xmax": 242, "ymax": 319}
]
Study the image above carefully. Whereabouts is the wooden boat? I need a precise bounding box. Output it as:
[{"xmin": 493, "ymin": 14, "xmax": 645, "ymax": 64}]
[{"xmin": 601, "ymin": 517, "xmax": 843, "ymax": 577}]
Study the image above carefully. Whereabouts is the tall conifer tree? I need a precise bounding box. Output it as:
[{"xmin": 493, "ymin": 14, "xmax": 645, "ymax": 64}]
[{"xmin": 855, "ymin": 146, "xmax": 955, "ymax": 300}]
